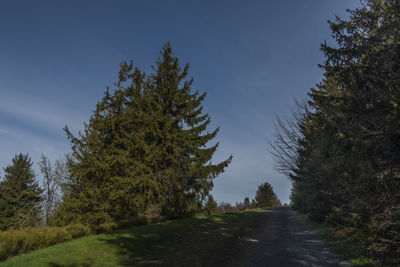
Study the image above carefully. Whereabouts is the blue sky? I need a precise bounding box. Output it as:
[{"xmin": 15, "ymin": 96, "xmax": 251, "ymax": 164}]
[{"xmin": 0, "ymin": 0, "xmax": 360, "ymax": 204}]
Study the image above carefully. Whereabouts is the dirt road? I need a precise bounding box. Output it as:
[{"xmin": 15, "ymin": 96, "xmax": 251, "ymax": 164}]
[{"xmin": 230, "ymin": 207, "xmax": 350, "ymax": 267}]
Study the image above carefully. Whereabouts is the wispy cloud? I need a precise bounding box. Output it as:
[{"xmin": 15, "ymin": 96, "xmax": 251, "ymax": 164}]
[
  {"xmin": 0, "ymin": 90, "xmax": 85, "ymax": 179},
  {"xmin": 0, "ymin": 89, "xmax": 87, "ymax": 135},
  {"xmin": 0, "ymin": 123, "xmax": 69, "ymax": 178}
]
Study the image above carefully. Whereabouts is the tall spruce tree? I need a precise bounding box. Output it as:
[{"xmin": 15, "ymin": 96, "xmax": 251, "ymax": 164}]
[
  {"xmin": 148, "ymin": 43, "xmax": 232, "ymax": 216},
  {"xmin": 0, "ymin": 154, "xmax": 43, "ymax": 230},
  {"xmin": 57, "ymin": 43, "xmax": 231, "ymax": 224}
]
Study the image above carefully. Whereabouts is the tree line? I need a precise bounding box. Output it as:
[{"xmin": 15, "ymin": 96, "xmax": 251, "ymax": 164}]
[
  {"xmin": 204, "ymin": 182, "xmax": 281, "ymax": 214},
  {"xmin": 0, "ymin": 146, "xmax": 280, "ymax": 229},
  {"xmin": 271, "ymin": 0, "xmax": 400, "ymax": 265},
  {"xmin": 0, "ymin": 153, "xmax": 68, "ymax": 230},
  {"xmin": 0, "ymin": 43, "xmax": 233, "ymax": 229}
]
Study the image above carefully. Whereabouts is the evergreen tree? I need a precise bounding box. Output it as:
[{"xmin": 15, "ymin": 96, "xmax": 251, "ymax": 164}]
[
  {"xmin": 0, "ymin": 154, "xmax": 43, "ymax": 230},
  {"xmin": 148, "ymin": 43, "xmax": 232, "ymax": 216},
  {"xmin": 57, "ymin": 64, "xmax": 158, "ymax": 225},
  {"xmin": 255, "ymin": 182, "xmax": 278, "ymax": 208},
  {"xmin": 272, "ymin": 1, "xmax": 400, "ymax": 264},
  {"xmin": 203, "ymin": 195, "xmax": 218, "ymax": 215},
  {"xmin": 57, "ymin": 42, "xmax": 232, "ymax": 224}
]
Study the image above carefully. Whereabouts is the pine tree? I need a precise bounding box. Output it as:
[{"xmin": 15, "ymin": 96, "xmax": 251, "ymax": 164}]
[
  {"xmin": 255, "ymin": 182, "xmax": 278, "ymax": 208},
  {"xmin": 0, "ymin": 154, "xmax": 43, "ymax": 230},
  {"xmin": 57, "ymin": 42, "xmax": 232, "ymax": 224}
]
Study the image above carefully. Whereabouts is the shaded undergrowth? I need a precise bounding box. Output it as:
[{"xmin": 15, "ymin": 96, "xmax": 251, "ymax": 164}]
[{"xmin": 298, "ymin": 213, "xmax": 377, "ymax": 267}]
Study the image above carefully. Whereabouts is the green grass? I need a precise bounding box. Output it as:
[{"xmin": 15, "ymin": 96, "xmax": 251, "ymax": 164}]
[
  {"xmin": 298, "ymin": 213, "xmax": 377, "ymax": 267},
  {"xmin": 1, "ymin": 209, "xmax": 266, "ymax": 267}
]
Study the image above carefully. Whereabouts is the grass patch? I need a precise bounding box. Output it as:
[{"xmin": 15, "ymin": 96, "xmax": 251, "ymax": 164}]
[
  {"xmin": 297, "ymin": 213, "xmax": 376, "ymax": 267},
  {"xmin": 1, "ymin": 209, "xmax": 266, "ymax": 267}
]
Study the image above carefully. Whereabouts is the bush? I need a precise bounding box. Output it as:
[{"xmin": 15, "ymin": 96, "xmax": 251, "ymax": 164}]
[
  {"xmin": 0, "ymin": 215, "xmax": 154, "ymax": 262},
  {"xmin": 118, "ymin": 216, "xmax": 150, "ymax": 228},
  {"xmin": 92, "ymin": 222, "xmax": 118, "ymax": 234},
  {"xmin": 65, "ymin": 224, "xmax": 90, "ymax": 238},
  {"xmin": 0, "ymin": 227, "xmax": 72, "ymax": 261}
]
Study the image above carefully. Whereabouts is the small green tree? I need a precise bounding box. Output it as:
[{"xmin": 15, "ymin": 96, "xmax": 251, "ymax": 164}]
[
  {"xmin": 203, "ymin": 195, "xmax": 218, "ymax": 215},
  {"xmin": 255, "ymin": 182, "xmax": 278, "ymax": 208},
  {"xmin": 0, "ymin": 154, "xmax": 43, "ymax": 230}
]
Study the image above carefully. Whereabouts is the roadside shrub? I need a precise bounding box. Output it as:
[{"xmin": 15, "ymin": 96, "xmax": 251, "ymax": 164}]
[
  {"xmin": 0, "ymin": 215, "xmax": 155, "ymax": 262},
  {"xmin": 0, "ymin": 227, "xmax": 72, "ymax": 261},
  {"xmin": 93, "ymin": 222, "xmax": 118, "ymax": 234},
  {"xmin": 148, "ymin": 216, "xmax": 163, "ymax": 224},
  {"xmin": 129, "ymin": 216, "xmax": 149, "ymax": 225},
  {"xmin": 0, "ymin": 229, "xmax": 25, "ymax": 261},
  {"xmin": 65, "ymin": 224, "xmax": 90, "ymax": 238},
  {"xmin": 118, "ymin": 216, "xmax": 150, "ymax": 228},
  {"xmin": 44, "ymin": 227, "xmax": 72, "ymax": 246}
]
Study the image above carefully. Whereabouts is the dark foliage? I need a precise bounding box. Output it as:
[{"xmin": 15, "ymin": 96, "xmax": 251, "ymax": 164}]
[
  {"xmin": 255, "ymin": 182, "xmax": 280, "ymax": 208},
  {"xmin": 0, "ymin": 154, "xmax": 43, "ymax": 230},
  {"xmin": 203, "ymin": 195, "xmax": 218, "ymax": 215},
  {"xmin": 271, "ymin": 1, "xmax": 400, "ymax": 265}
]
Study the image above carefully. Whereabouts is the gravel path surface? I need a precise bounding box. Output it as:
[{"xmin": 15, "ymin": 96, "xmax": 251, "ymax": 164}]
[{"xmin": 230, "ymin": 207, "xmax": 350, "ymax": 267}]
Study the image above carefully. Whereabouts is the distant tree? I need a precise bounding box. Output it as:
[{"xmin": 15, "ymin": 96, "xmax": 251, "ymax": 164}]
[
  {"xmin": 216, "ymin": 202, "xmax": 235, "ymax": 214},
  {"xmin": 38, "ymin": 154, "xmax": 69, "ymax": 226},
  {"xmin": 250, "ymin": 199, "xmax": 257, "ymax": 209},
  {"xmin": 58, "ymin": 42, "xmax": 232, "ymax": 224},
  {"xmin": 243, "ymin": 197, "xmax": 251, "ymax": 210},
  {"xmin": 235, "ymin": 202, "xmax": 244, "ymax": 212},
  {"xmin": 53, "ymin": 157, "xmax": 70, "ymax": 200},
  {"xmin": 0, "ymin": 154, "xmax": 43, "ymax": 230},
  {"xmin": 255, "ymin": 182, "xmax": 279, "ymax": 208},
  {"xmin": 203, "ymin": 195, "xmax": 218, "ymax": 215}
]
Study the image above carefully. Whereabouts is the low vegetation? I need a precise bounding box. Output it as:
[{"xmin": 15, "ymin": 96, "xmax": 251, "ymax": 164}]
[
  {"xmin": 0, "ymin": 168, "xmax": 278, "ymax": 263},
  {"xmin": 0, "ymin": 43, "xmax": 237, "ymax": 264},
  {"xmin": 0, "ymin": 217, "xmax": 149, "ymax": 262},
  {"xmin": 298, "ymin": 213, "xmax": 376, "ymax": 267},
  {"xmin": 1, "ymin": 209, "xmax": 265, "ymax": 266}
]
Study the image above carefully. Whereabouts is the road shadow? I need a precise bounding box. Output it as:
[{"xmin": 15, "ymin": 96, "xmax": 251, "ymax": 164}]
[
  {"xmin": 98, "ymin": 211, "xmax": 263, "ymax": 266},
  {"xmin": 231, "ymin": 207, "xmax": 351, "ymax": 267}
]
